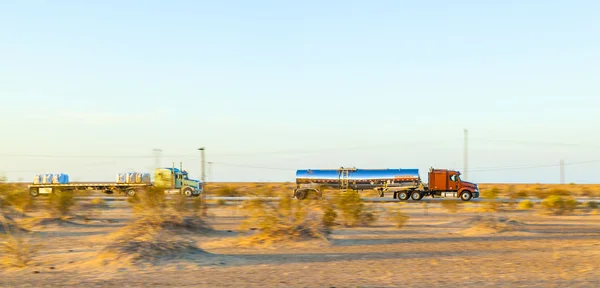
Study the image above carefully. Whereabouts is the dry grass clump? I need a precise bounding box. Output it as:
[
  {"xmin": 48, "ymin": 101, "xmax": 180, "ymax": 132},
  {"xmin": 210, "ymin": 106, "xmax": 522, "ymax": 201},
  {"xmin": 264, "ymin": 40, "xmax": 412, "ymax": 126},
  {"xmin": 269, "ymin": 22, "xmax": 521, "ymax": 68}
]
[
  {"xmin": 540, "ymin": 195, "xmax": 579, "ymax": 215},
  {"xmin": 238, "ymin": 193, "xmax": 332, "ymax": 246}
]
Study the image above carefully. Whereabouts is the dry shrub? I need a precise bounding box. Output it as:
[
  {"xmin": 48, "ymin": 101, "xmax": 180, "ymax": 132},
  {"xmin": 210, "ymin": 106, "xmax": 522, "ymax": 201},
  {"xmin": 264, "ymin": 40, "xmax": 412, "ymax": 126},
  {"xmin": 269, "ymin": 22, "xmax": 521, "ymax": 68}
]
[
  {"xmin": 127, "ymin": 186, "xmax": 168, "ymax": 214},
  {"xmin": 101, "ymin": 187, "xmax": 210, "ymax": 263},
  {"xmin": 76, "ymin": 198, "xmax": 107, "ymax": 220},
  {"xmin": 518, "ymin": 200, "xmax": 534, "ymax": 210},
  {"xmin": 585, "ymin": 201, "xmax": 598, "ymax": 211},
  {"xmin": 386, "ymin": 206, "xmax": 409, "ymax": 228},
  {"xmin": 127, "ymin": 187, "xmax": 208, "ymax": 226},
  {"xmin": 0, "ymin": 184, "xmax": 36, "ymax": 216},
  {"xmin": 248, "ymin": 184, "xmax": 279, "ymax": 197},
  {"xmin": 46, "ymin": 189, "xmax": 77, "ymax": 219},
  {"xmin": 579, "ymin": 186, "xmax": 593, "ymax": 197},
  {"xmin": 540, "ymin": 195, "xmax": 578, "ymax": 215},
  {"xmin": 213, "ymin": 185, "xmax": 240, "ymax": 197},
  {"xmin": 238, "ymin": 192, "xmax": 333, "ymax": 245},
  {"xmin": 535, "ymin": 188, "xmax": 571, "ymax": 199},
  {"xmin": 0, "ymin": 213, "xmax": 38, "ymax": 268},
  {"xmin": 330, "ymin": 190, "xmax": 377, "ymax": 227},
  {"xmin": 481, "ymin": 187, "xmax": 501, "ymax": 212},
  {"xmin": 441, "ymin": 199, "xmax": 460, "ymax": 213}
]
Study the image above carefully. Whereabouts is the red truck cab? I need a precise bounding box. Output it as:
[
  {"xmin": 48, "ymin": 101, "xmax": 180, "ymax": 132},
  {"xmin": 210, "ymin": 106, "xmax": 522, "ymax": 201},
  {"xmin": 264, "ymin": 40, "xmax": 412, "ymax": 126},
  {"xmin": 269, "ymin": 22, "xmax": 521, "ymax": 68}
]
[{"xmin": 428, "ymin": 168, "xmax": 480, "ymax": 201}]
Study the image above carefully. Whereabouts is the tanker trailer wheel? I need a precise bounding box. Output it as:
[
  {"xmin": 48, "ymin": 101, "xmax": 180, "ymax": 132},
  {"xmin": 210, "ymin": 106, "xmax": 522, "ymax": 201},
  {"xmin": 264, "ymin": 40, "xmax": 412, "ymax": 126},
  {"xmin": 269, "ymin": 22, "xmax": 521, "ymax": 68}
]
[
  {"xmin": 410, "ymin": 191, "xmax": 423, "ymax": 201},
  {"xmin": 397, "ymin": 191, "xmax": 410, "ymax": 201},
  {"xmin": 294, "ymin": 189, "xmax": 307, "ymax": 200},
  {"xmin": 460, "ymin": 191, "xmax": 472, "ymax": 201}
]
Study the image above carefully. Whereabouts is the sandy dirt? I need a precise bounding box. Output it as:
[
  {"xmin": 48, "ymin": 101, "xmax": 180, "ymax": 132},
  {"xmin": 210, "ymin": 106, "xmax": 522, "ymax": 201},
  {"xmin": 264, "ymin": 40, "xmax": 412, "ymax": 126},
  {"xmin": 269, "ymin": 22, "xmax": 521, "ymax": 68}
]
[{"xmin": 1, "ymin": 196, "xmax": 599, "ymax": 287}]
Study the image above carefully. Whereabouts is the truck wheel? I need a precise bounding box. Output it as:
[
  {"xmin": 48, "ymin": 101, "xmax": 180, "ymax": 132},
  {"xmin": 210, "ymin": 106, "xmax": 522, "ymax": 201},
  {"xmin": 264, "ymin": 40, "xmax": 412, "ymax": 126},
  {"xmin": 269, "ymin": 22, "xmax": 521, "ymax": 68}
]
[
  {"xmin": 183, "ymin": 187, "xmax": 193, "ymax": 197},
  {"xmin": 460, "ymin": 191, "xmax": 472, "ymax": 201},
  {"xmin": 29, "ymin": 188, "xmax": 39, "ymax": 197},
  {"xmin": 295, "ymin": 189, "xmax": 307, "ymax": 200},
  {"xmin": 410, "ymin": 191, "xmax": 423, "ymax": 201},
  {"xmin": 398, "ymin": 191, "xmax": 410, "ymax": 201},
  {"xmin": 126, "ymin": 189, "xmax": 136, "ymax": 197}
]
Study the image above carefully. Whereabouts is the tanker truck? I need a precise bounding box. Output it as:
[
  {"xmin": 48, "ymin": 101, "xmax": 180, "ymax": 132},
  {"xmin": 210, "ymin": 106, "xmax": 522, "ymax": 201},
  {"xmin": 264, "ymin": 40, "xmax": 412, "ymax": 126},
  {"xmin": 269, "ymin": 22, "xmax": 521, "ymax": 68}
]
[
  {"xmin": 27, "ymin": 162, "xmax": 202, "ymax": 198},
  {"xmin": 293, "ymin": 167, "xmax": 479, "ymax": 201}
]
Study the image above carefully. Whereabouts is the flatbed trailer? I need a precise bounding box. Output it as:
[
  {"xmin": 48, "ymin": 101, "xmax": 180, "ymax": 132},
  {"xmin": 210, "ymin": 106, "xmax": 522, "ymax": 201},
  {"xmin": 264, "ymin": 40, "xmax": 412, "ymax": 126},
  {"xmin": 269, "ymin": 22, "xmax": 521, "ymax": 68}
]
[
  {"xmin": 27, "ymin": 182, "xmax": 153, "ymax": 197},
  {"xmin": 27, "ymin": 163, "xmax": 203, "ymax": 198}
]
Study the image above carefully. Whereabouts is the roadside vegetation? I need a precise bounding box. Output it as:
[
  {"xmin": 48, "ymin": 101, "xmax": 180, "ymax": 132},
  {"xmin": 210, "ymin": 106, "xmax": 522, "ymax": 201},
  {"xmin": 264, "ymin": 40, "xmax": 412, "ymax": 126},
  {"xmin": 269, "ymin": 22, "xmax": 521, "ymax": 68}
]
[
  {"xmin": 540, "ymin": 195, "xmax": 579, "ymax": 216},
  {"xmin": 100, "ymin": 186, "xmax": 210, "ymax": 263},
  {"xmin": 237, "ymin": 189, "xmax": 386, "ymax": 246},
  {"xmin": 238, "ymin": 191, "xmax": 333, "ymax": 245}
]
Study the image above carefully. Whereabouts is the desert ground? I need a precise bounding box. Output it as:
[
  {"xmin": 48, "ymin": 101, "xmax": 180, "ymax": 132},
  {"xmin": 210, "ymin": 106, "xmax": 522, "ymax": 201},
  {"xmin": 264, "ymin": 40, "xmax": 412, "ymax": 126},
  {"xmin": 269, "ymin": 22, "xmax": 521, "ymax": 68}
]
[{"xmin": 1, "ymin": 183, "xmax": 600, "ymax": 287}]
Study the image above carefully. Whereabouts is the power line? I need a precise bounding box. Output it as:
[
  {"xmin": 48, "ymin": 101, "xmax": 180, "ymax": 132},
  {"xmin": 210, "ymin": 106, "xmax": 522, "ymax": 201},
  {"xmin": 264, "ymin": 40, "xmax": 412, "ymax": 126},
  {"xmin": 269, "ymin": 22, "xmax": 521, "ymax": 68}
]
[
  {"xmin": 468, "ymin": 138, "xmax": 600, "ymax": 148},
  {"xmin": 468, "ymin": 159, "xmax": 600, "ymax": 173},
  {"xmin": 211, "ymin": 162, "xmax": 295, "ymax": 171}
]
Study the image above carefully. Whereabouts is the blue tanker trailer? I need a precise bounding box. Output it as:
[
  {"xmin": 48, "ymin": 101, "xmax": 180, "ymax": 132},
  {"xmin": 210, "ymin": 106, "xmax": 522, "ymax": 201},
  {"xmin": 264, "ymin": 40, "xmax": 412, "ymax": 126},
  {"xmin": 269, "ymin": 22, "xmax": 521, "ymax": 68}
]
[{"xmin": 293, "ymin": 167, "xmax": 480, "ymax": 201}]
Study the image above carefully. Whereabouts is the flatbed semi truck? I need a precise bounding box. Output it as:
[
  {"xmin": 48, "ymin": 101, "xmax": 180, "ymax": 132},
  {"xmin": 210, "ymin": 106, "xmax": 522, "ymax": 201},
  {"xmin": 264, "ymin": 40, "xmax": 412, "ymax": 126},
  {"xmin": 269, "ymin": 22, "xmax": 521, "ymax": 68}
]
[
  {"xmin": 27, "ymin": 163, "xmax": 202, "ymax": 198},
  {"xmin": 293, "ymin": 167, "xmax": 480, "ymax": 201}
]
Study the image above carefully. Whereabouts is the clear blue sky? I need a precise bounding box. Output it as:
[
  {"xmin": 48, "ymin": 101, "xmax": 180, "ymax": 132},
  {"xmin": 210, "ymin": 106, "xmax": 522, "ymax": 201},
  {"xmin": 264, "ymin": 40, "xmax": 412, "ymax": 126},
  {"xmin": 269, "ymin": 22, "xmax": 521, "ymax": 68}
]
[{"xmin": 1, "ymin": 0, "xmax": 599, "ymax": 183}]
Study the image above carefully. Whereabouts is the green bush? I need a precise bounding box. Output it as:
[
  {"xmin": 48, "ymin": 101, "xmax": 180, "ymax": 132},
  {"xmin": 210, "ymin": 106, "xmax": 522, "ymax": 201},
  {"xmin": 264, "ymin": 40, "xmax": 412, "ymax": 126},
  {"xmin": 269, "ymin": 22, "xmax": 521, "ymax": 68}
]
[
  {"xmin": 540, "ymin": 195, "xmax": 578, "ymax": 215},
  {"xmin": 586, "ymin": 201, "xmax": 599, "ymax": 210}
]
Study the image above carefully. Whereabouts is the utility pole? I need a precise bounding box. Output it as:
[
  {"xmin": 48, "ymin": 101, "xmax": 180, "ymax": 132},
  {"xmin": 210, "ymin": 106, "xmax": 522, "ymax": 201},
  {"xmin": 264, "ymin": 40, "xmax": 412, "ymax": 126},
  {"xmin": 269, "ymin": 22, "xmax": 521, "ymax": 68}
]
[
  {"xmin": 560, "ymin": 159, "xmax": 565, "ymax": 184},
  {"xmin": 198, "ymin": 147, "xmax": 206, "ymax": 216},
  {"xmin": 152, "ymin": 148, "xmax": 162, "ymax": 169},
  {"xmin": 463, "ymin": 129, "xmax": 468, "ymax": 180},
  {"xmin": 198, "ymin": 147, "xmax": 206, "ymax": 184}
]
